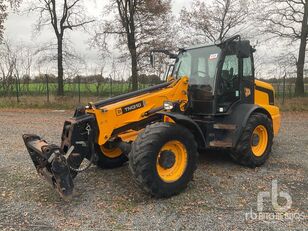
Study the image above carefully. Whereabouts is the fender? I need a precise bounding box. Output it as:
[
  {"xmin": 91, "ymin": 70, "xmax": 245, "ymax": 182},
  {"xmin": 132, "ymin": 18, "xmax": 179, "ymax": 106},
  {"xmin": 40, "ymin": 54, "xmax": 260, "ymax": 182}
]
[
  {"xmin": 219, "ymin": 104, "xmax": 272, "ymax": 147},
  {"xmin": 157, "ymin": 112, "xmax": 206, "ymax": 149}
]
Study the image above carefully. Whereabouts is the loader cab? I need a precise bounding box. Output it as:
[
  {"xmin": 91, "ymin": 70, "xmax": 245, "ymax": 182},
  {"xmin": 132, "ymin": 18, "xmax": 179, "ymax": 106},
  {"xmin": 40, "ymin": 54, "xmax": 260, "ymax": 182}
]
[{"xmin": 172, "ymin": 38, "xmax": 255, "ymax": 115}]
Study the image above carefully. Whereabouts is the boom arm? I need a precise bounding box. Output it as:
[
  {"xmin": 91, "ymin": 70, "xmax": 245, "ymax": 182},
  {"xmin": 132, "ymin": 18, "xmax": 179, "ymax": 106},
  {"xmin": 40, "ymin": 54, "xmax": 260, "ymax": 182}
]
[{"xmin": 87, "ymin": 77, "xmax": 189, "ymax": 145}]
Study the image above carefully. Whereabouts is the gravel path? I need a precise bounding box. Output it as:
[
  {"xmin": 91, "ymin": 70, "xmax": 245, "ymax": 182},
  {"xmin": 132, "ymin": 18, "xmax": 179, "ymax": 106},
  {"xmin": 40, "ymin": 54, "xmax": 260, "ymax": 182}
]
[{"xmin": 0, "ymin": 109, "xmax": 307, "ymax": 230}]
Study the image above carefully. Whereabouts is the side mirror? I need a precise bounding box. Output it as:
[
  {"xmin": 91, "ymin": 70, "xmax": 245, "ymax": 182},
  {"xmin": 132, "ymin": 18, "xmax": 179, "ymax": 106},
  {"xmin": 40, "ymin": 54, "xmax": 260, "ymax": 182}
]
[{"xmin": 237, "ymin": 40, "xmax": 251, "ymax": 58}]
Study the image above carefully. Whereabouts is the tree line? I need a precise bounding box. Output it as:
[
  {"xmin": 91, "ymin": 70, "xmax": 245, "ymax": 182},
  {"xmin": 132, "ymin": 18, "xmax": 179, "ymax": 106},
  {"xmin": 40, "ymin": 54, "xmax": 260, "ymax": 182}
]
[
  {"xmin": 16, "ymin": 73, "xmax": 162, "ymax": 84},
  {"xmin": 0, "ymin": 0, "xmax": 307, "ymax": 97}
]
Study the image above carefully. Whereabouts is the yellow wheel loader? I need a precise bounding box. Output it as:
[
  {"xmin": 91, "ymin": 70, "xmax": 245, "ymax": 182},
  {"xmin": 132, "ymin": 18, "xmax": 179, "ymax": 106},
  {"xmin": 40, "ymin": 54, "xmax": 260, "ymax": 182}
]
[{"xmin": 23, "ymin": 35, "xmax": 281, "ymax": 199}]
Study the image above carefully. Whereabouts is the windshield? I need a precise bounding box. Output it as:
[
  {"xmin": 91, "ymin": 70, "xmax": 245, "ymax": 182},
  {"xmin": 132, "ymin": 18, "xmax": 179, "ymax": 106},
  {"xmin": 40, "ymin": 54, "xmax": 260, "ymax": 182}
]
[{"xmin": 172, "ymin": 46, "xmax": 221, "ymax": 94}]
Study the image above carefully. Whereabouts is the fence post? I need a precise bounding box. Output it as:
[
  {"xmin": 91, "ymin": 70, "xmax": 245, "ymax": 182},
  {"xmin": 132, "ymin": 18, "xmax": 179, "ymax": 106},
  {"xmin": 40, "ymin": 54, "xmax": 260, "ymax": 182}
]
[
  {"xmin": 78, "ymin": 75, "xmax": 81, "ymax": 104},
  {"xmin": 15, "ymin": 75, "xmax": 20, "ymax": 103},
  {"xmin": 45, "ymin": 74, "xmax": 50, "ymax": 103},
  {"xmin": 110, "ymin": 76, "xmax": 113, "ymax": 97},
  {"xmin": 289, "ymin": 84, "xmax": 292, "ymax": 98}
]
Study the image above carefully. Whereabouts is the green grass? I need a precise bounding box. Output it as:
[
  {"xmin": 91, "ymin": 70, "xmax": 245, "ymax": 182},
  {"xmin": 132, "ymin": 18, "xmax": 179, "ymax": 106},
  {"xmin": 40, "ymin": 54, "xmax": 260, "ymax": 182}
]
[
  {"xmin": 0, "ymin": 96, "xmax": 105, "ymax": 110},
  {"xmin": 0, "ymin": 82, "xmax": 153, "ymax": 109},
  {"xmin": 1, "ymin": 82, "xmax": 136, "ymax": 97},
  {"xmin": 1, "ymin": 82, "xmax": 308, "ymax": 111}
]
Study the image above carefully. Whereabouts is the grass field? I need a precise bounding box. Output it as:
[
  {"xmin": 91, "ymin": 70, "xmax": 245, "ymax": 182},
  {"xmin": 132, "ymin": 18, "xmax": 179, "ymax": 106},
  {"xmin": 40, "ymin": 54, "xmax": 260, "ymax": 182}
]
[
  {"xmin": 1, "ymin": 82, "xmax": 134, "ymax": 97},
  {"xmin": 0, "ymin": 95, "xmax": 105, "ymax": 109},
  {"xmin": 2, "ymin": 82, "xmax": 307, "ymax": 98},
  {"xmin": 1, "ymin": 82, "xmax": 308, "ymax": 111},
  {"xmin": 0, "ymin": 94, "xmax": 307, "ymax": 111}
]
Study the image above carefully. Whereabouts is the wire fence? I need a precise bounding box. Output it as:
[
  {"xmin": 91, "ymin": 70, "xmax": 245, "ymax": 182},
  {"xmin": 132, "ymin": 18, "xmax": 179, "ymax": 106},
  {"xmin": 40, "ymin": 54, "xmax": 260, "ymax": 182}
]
[
  {"xmin": 273, "ymin": 83, "xmax": 308, "ymax": 98},
  {"xmin": 0, "ymin": 75, "xmax": 307, "ymax": 105},
  {"xmin": 0, "ymin": 75, "xmax": 152, "ymax": 104}
]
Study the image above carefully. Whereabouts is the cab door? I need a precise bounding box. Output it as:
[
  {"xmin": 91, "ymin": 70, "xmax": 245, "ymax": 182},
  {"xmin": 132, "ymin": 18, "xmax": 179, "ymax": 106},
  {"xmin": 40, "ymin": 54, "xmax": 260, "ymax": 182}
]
[
  {"xmin": 216, "ymin": 52, "xmax": 241, "ymax": 113},
  {"xmin": 240, "ymin": 54, "xmax": 254, "ymax": 104},
  {"xmin": 216, "ymin": 47, "xmax": 254, "ymax": 113}
]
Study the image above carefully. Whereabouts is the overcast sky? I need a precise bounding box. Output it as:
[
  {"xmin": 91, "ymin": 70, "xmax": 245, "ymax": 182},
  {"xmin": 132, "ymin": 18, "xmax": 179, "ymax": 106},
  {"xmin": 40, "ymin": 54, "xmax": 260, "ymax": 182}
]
[
  {"xmin": 3, "ymin": 0, "xmax": 193, "ymax": 74},
  {"xmin": 3, "ymin": 0, "xmax": 300, "ymax": 79}
]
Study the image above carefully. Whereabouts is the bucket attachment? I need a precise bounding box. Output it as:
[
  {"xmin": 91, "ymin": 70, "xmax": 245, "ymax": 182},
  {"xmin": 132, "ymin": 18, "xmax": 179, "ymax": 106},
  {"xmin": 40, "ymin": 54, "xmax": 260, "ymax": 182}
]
[
  {"xmin": 22, "ymin": 134, "xmax": 74, "ymax": 200},
  {"xmin": 22, "ymin": 112, "xmax": 97, "ymax": 199}
]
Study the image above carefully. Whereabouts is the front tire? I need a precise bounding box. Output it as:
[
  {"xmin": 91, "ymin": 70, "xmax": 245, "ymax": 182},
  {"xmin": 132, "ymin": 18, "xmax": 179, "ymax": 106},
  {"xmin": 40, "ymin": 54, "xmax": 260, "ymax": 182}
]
[
  {"xmin": 129, "ymin": 122, "xmax": 198, "ymax": 198},
  {"xmin": 231, "ymin": 113, "xmax": 273, "ymax": 167},
  {"xmin": 95, "ymin": 142, "xmax": 129, "ymax": 169}
]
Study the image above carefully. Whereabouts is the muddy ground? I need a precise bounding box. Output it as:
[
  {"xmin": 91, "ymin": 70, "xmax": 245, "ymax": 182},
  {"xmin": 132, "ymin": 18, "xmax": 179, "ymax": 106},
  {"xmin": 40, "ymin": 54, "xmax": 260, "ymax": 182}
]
[{"xmin": 0, "ymin": 109, "xmax": 307, "ymax": 230}]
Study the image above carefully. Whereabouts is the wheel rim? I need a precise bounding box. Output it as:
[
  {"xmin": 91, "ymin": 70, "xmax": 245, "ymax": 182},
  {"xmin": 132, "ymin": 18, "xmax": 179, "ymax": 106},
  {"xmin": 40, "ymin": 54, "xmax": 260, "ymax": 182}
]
[
  {"xmin": 251, "ymin": 125, "xmax": 268, "ymax": 157},
  {"xmin": 100, "ymin": 146, "xmax": 122, "ymax": 158},
  {"xmin": 156, "ymin": 140, "xmax": 188, "ymax": 183}
]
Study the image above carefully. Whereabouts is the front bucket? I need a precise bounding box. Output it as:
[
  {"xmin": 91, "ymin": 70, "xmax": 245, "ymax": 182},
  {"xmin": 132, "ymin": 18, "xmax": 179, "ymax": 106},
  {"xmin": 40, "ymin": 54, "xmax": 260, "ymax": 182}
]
[{"xmin": 22, "ymin": 134, "xmax": 74, "ymax": 200}]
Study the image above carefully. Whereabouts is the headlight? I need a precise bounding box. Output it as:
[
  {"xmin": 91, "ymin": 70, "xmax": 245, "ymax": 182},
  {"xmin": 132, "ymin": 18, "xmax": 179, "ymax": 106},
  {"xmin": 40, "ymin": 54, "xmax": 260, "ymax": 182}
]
[{"xmin": 163, "ymin": 101, "xmax": 174, "ymax": 110}]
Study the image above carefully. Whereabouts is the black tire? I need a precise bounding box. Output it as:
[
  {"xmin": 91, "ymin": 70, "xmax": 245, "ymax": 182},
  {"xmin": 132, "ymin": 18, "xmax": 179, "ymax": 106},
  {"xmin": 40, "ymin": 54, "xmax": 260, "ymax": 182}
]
[
  {"xmin": 95, "ymin": 143, "xmax": 128, "ymax": 169},
  {"xmin": 129, "ymin": 122, "xmax": 198, "ymax": 198},
  {"xmin": 231, "ymin": 113, "xmax": 273, "ymax": 168}
]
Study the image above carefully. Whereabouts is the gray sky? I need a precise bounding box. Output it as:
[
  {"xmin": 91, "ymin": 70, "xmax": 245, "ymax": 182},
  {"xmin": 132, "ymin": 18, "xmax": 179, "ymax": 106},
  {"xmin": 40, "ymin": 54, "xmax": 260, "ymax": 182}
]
[
  {"xmin": 4, "ymin": 0, "xmax": 193, "ymax": 72},
  {"xmin": 2, "ymin": 0, "xmax": 300, "ymax": 79}
]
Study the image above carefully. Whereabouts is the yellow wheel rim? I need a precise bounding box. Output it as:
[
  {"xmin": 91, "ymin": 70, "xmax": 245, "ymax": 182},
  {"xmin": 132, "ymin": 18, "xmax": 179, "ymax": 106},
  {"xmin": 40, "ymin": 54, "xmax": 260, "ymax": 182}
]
[
  {"xmin": 100, "ymin": 146, "xmax": 122, "ymax": 159},
  {"xmin": 251, "ymin": 125, "xmax": 268, "ymax": 157},
  {"xmin": 156, "ymin": 140, "xmax": 188, "ymax": 183}
]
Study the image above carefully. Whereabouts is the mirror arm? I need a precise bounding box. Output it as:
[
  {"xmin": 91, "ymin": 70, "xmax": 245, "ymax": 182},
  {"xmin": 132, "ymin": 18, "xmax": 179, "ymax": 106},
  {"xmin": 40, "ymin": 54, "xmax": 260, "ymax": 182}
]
[{"xmin": 150, "ymin": 49, "xmax": 177, "ymax": 59}]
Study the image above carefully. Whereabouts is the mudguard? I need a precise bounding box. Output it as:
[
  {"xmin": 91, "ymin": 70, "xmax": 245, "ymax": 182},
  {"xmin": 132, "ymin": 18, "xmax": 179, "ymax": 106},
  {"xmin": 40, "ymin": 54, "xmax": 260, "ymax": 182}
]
[
  {"xmin": 217, "ymin": 103, "xmax": 272, "ymax": 147},
  {"xmin": 157, "ymin": 112, "xmax": 207, "ymax": 148}
]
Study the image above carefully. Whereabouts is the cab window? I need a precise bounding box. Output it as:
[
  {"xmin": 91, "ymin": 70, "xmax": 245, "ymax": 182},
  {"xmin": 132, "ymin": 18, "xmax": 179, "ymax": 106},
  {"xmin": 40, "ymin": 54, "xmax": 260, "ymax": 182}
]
[
  {"xmin": 243, "ymin": 57, "xmax": 253, "ymax": 78},
  {"xmin": 222, "ymin": 55, "xmax": 238, "ymax": 76}
]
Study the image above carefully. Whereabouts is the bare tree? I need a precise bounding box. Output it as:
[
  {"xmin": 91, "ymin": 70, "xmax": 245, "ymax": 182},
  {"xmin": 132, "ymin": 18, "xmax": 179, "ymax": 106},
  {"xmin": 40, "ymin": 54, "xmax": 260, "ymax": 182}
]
[
  {"xmin": 29, "ymin": 0, "xmax": 94, "ymax": 95},
  {"xmin": 95, "ymin": 0, "xmax": 173, "ymax": 91},
  {"xmin": 0, "ymin": 39, "xmax": 18, "ymax": 96},
  {"xmin": 0, "ymin": 0, "xmax": 21, "ymax": 41},
  {"xmin": 180, "ymin": 0, "xmax": 250, "ymax": 44},
  {"xmin": 95, "ymin": 67, "xmax": 105, "ymax": 96},
  {"xmin": 257, "ymin": 0, "xmax": 308, "ymax": 96},
  {"xmin": 34, "ymin": 40, "xmax": 85, "ymax": 82},
  {"xmin": 0, "ymin": 0, "xmax": 8, "ymax": 41}
]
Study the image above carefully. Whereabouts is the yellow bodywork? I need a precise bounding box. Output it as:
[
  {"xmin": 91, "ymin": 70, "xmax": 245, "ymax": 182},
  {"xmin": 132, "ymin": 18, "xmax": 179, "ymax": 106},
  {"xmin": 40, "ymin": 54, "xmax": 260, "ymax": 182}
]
[
  {"xmin": 86, "ymin": 77, "xmax": 189, "ymax": 146},
  {"xmin": 85, "ymin": 76, "xmax": 280, "ymax": 149},
  {"xmin": 254, "ymin": 80, "xmax": 281, "ymax": 136}
]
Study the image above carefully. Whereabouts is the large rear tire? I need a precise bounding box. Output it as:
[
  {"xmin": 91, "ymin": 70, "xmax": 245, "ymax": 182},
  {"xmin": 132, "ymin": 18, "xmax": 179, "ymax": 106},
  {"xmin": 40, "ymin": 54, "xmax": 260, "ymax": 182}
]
[
  {"xmin": 129, "ymin": 122, "xmax": 198, "ymax": 198},
  {"xmin": 231, "ymin": 113, "xmax": 273, "ymax": 168}
]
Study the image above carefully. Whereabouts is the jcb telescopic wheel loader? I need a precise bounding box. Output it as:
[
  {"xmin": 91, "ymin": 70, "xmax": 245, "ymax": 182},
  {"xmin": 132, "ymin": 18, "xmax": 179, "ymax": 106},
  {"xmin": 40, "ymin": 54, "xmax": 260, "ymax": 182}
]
[{"xmin": 23, "ymin": 35, "xmax": 281, "ymax": 199}]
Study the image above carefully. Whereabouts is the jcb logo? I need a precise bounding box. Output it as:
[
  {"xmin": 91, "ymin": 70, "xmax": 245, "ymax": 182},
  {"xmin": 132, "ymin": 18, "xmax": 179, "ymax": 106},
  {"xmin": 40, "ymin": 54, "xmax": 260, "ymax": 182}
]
[
  {"xmin": 116, "ymin": 108, "xmax": 123, "ymax": 116},
  {"xmin": 244, "ymin": 87, "xmax": 251, "ymax": 97},
  {"xmin": 257, "ymin": 180, "xmax": 292, "ymax": 212}
]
